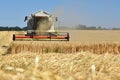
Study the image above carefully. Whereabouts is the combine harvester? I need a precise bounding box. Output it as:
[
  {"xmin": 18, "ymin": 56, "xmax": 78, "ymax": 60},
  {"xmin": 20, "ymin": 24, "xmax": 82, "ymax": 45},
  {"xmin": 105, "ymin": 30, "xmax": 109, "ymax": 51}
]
[{"xmin": 13, "ymin": 11, "xmax": 70, "ymax": 41}]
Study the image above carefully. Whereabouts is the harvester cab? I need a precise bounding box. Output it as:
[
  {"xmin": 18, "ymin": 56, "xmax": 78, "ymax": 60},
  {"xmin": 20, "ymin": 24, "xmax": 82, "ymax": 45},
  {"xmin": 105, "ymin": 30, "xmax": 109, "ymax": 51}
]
[{"xmin": 13, "ymin": 11, "xmax": 70, "ymax": 41}]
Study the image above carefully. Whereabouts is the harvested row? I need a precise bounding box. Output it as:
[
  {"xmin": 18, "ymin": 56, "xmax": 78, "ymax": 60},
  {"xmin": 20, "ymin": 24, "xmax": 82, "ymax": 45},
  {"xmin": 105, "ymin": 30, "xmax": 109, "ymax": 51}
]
[{"xmin": 8, "ymin": 41, "xmax": 120, "ymax": 54}]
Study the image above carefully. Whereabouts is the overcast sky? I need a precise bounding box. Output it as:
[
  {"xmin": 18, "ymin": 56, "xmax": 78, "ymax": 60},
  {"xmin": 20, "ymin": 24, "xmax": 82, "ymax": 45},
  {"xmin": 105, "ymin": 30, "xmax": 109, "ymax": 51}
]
[{"xmin": 0, "ymin": 0, "xmax": 120, "ymax": 28}]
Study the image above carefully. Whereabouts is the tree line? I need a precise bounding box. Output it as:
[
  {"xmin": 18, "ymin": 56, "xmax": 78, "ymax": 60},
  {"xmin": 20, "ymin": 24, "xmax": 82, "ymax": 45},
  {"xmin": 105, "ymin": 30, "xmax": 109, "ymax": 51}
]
[
  {"xmin": 0, "ymin": 25, "xmax": 120, "ymax": 31},
  {"xmin": 76, "ymin": 24, "xmax": 120, "ymax": 30},
  {"xmin": 0, "ymin": 26, "xmax": 27, "ymax": 31}
]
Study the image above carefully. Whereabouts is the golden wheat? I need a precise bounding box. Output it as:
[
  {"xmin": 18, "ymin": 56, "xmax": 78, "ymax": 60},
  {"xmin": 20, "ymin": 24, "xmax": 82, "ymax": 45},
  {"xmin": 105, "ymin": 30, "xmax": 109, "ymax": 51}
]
[
  {"xmin": 0, "ymin": 52, "xmax": 120, "ymax": 80},
  {"xmin": 8, "ymin": 41, "xmax": 120, "ymax": 54},
  {"xmin": 1, "ymin": 31, "xmax": 120, "ymax": 80}
]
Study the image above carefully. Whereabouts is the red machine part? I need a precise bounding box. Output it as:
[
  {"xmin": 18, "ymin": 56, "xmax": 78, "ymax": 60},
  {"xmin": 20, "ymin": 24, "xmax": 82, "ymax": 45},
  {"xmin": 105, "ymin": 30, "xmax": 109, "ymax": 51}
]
[{"xmin": 13, "ymin": 32, "xmax": 70, "ymax": 41}]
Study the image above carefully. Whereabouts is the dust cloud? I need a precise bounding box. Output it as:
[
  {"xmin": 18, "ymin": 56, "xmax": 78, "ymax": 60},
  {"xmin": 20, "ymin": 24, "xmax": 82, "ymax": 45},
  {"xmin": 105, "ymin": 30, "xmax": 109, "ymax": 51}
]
[{"xmin": 36, "ymin": 18, "xmax": 52, "ymax": 33}]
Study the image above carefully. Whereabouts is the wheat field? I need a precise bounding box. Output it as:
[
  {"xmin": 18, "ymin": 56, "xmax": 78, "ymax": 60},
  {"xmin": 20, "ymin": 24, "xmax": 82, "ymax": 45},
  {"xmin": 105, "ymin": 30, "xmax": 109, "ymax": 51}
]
[{"xmin": 0, "ymin": 30, "xmax": 120, "ymax": 80}]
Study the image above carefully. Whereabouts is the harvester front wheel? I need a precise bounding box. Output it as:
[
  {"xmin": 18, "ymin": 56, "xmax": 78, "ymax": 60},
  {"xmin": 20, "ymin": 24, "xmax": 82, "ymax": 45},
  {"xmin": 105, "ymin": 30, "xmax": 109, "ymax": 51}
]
[
  {"xmin": 67, "ymin": 33, "xmax": 70, "ymax": 41},
  {"xmin": 13, "ymin": 34, "xmax": 16, "ymax": 41}
]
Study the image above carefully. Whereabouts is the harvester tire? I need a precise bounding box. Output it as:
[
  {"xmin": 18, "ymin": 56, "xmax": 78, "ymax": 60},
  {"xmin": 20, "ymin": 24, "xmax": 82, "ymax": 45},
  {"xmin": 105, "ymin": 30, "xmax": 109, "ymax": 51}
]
[{"xmin": 13, "ymin": 34, "xmax": 15, "ymax": 41}]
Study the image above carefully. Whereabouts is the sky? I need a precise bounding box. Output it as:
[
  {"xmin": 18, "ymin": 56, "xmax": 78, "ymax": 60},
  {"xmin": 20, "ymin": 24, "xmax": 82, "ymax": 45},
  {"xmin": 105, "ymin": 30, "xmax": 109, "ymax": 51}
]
[{"xmin": 0, "ymin": 0, "xmax": 120, "ymax": 28}]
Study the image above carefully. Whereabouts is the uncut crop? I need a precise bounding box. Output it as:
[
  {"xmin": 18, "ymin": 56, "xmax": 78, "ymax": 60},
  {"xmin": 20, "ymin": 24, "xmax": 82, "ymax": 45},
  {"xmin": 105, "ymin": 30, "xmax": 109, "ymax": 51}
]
[
  {"xmin": 1, "ymin": 31, "xmax": 120, "ymax": 80},
  {"xmin": 8, "ymin": 41, "xmax": 120, "ymax": 54},
  {"xmin": 0, "ymin": 52, "xmax": 120, "ymax": 80}
]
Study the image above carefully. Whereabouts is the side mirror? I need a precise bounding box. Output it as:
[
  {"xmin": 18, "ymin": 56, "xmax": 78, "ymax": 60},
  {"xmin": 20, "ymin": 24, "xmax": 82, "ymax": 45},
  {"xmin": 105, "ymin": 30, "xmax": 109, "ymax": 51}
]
[
  {"xmin": 24, "ymin": 16, "xmax": 27, "ymax": 22},
  {"xmin": 56, "ymin": 17, "xmax": 58, "ymax": 21}
]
